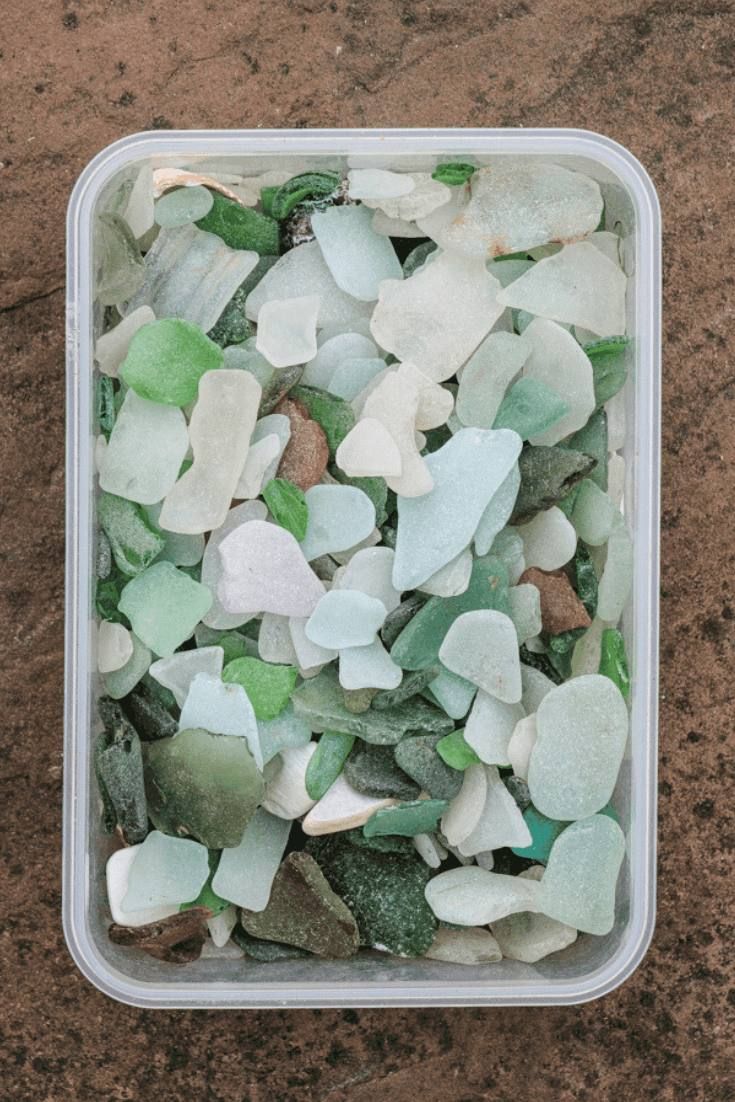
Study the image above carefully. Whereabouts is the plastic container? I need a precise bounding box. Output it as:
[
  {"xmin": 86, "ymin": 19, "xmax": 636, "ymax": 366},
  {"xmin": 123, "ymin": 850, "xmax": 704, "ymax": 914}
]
[{"xmin": 64, "ymin": 128, "xmax": 660, "ymax": 1008}]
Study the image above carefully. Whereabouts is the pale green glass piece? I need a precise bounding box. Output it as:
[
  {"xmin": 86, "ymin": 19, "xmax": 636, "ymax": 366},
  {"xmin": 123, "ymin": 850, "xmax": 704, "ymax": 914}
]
[
  {"xmin": 528, "ymin": 674, "xmax": 628, "ymax": 821},
  {"xmin": 426, "ymin": 668, "xmax": 477, "ymax": 720},
  {"xmin": 95, "ymin": 212, "xmax": 145, "ymax": 306},
  {"xmin": 306, "ymin": 589, "xmax": 386, "ymax": 649},
  {"xmin": 522, "ymin": 318, "xmax": 596, "ymax": 446},
  {"xmin": 98, "ymin": 390, "xmax": 189, "ymax": 506},
  {"xmin": 439, "ymin": 609, "xmax": 522, "ymax": 703},
  {"xmin": 539, "ymin": 814, "xmax": 625, "ymax": 935},
  {"xmin": 338, "ymin": 638, "xmax": 402, "ymax": 691},
  {"xmin": 212, "ymin": 808, "xmax": 291, "ymax": 911},
  {"xmin": 303, "ymin": 332, "xmax": 378, "ymax": 390},
  {"xmin": 520, "ymin": 664, "xmax": 556, "ymax": 713},
  {"xmin": 154, "ymin": 185, "xmax": 214, "ymax": 228},
  {"xmin": 121, "ymin": 830, "xmax": 209, "ymax": 912},
  {"xmin": 508, "ymin": 583, "xmax": 542, "ymax": 644},
  {"xmin": 457, "ymin": 765, "xmax": 532, "ymax": 855},
  {"xmin": 118, "ymin": 561, "xmax": 212, "ymax": 658},
  {"xmin": 571, "ymin": 479, "xmax": 617, "ymax": 547},
  {"xmin": 463, "ymin": 690, "xmax": 523, "ymax": 766},
  {"xmin": 148, "ymin": 645, "xmax": 224, "ymax": 707},
  {"xmin": 300, "ymin": 485, "xmax": 376, "ymax": 562},
  {"xmin": 328, "ymin": 357, "xmax": 387, "ymax": 401},
  {"xmin": 425, "ymin": 866, "xmax": 541, "ymax": 926},
  {"xmin": 474, "ymin": 464, "xmax": 520, "ymax": 556},
  {"xmin": 312, "ymin": 203, "xmax": 403, "ymax": 302},
  {"xmin": 393, "ymin": 427, "xmax": 522, "ymax": 591},
  {"xmin": 146, "ymin": 502, "xmax": 205, "ymax": 567},
  {"xmin": 597, "ymin": 511, "xmax": 633, "ymax": 621},
  {"xmin": 257, "ymin": 704, "xmax": 312, "ymax": 765},
  {"xmin": 178, "ymin": 673, "xmax": 260, "ymax": 764},
  {"xmin": 124, "ymin": 223, "xmax": 260, "ymax": 334},
  {"xmin": 490, "ymin": 527, "xmax": 526, "ymax": 584},
  {"xmin": 493, "ymin": 377, "xmax": 570, "ymax": 440},
  {"xmin": 492, "ymin": 869, "xmax": 577, "ymax": 962},
  {"xmin": 102, "ymin": 633, "xmax": 151, "ymax": 700},
  {"xmin": 456, "ymin": 331, "xmax": 531, "ymax": 429}
]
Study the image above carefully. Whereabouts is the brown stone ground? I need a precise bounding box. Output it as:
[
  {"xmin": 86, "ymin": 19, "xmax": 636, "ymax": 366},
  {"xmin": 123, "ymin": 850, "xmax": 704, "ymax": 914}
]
[{"xmin": 1, "ymin": 1, "xmax": 734, "ymax": 1099}]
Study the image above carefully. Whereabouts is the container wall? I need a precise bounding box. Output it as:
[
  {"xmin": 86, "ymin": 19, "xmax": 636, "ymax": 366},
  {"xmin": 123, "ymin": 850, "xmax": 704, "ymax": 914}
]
[{"xmin": 64, "ymin": 130, "xmax": 660, "ymax": 1007}]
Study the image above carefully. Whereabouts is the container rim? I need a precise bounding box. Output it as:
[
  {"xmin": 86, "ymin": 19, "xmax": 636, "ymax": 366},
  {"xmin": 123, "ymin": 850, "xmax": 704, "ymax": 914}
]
[{"xmin": 65, "ymin": 127, "xmax": 660, "ymax": 1008}]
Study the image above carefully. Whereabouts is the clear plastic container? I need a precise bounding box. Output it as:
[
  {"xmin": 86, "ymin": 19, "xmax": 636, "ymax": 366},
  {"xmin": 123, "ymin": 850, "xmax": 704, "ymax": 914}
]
[{"xmin": 64, "ymin": 128, "xmax": 660, "ymax": 1008}]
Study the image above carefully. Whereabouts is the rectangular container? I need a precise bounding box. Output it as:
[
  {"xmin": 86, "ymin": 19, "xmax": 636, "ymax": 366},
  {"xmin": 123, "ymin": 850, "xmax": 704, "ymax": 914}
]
[{"xmin": 64, "ymin": 128, "xmax": 661, "ymax": 1008}]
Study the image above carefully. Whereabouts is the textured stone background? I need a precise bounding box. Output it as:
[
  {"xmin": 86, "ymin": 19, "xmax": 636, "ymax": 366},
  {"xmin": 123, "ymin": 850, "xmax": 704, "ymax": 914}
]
[{"xmin": 1, "ymin": 1, "xmax": 734, "ymax": 1099}]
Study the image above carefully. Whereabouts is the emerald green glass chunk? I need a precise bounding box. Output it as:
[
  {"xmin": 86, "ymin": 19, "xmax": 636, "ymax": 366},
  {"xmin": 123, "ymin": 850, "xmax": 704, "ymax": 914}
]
[
  {"xmin": 120, "ymin": 317, "xmax": 224, "ymax": 406},
  {"xmin": 98, "ymin": 492, "xmax": 166, "ymax": 577},
  {"xmin": 436, "ymin": 729, "xmax": 481, "ymax": 770},
  {"xmin": 305, "ymin": 731, "xmax": 356, "ymax": 801},
  {"xmin": 574, "ymin": 542, "xmax": 598, "ymax": 618},
  {"xmin": 262, "ymin": 478, "xmax": 308, "ymax": 541},
  {"xmin": 96, "ymin": 375, "xmax": 117, "ymax": 438},
  {"xmin": 432, "ymin": 162, "xmax": 476, "ymax": 186},
  {"xmin": 585, "ymin": 336, "xmax": 630, "ymax": 406},
  {"xmin": 195, "ymin": 191, "xmax": 280, "ymax": 254},
  {"xmin": 363, "ymin": 799, "xmax": 448, "ymax": 838},
  {"xmin": 270, "ymin": 172, "xmax": 340, "ymax": 220},
  {"xmin": 599, "ymin": 628, "xmax": 631, "ymax": 699},
  {"xmin": 222, "ymin": 656, "xmax": 298, "ymax": 721}
]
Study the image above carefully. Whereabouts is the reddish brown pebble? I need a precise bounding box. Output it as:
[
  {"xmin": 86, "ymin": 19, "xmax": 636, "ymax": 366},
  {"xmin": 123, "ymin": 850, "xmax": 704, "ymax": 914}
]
[
  {"xmin": 519, "ymin": 567, "xmax": 592, "ymax": 635},
  {"xmin": 275, "ymin": 396, "xmax": 310, "ymax": 423},
  {"xmin": 277, "ymin": 414, "xmax": 329, "ymax": 491},
  {"xmin": 107, "ymin": 906, "xmax": 212, "ymax": 963}
]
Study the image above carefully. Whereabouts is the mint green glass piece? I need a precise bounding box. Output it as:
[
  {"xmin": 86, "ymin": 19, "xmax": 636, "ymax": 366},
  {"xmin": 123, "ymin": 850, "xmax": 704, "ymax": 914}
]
[
  {"xmin": 305, "ymin": 731, "xmax": 356, "ymax": 801},
  {"xmin": 98, "ymin": 491, "xmax": 165, "ymax": 577},
  {"xmin": 257, "ymin": 704, "xmax": 312, "ymax": 765},
  {"xmin": 328, "ymin": 357, "xmax": 387, "ymax": 402},
  {"xmin": 195, "ymin": 191, "xmax": 279, "ymax": 254},
  {"xmin": 539, "ymin": 813, "xmax": 625, "ymax": 935},
  {"xmin": 436, "ymin": 730, "xmax": 480, "ymax": 770},
  {"xmin": 262, "ymin": 478, "xmax": 308, "ymax": 541},
  {"xmin": 562, "ymin": 407, "xmax": 608, "ymax": 490},
  {"xmin": 527, "ymin": 674, "xmax": 628, "ymax": 821},
  {"xmin": 598, "ymin": 628, "xmax": 631, "ymax": 700},
  {"xmin": 473, "ymin": 464, "xmax": 520, "ymax": 556},
  {"xmin": 597, "ymin": 511, "xmax": 633, "ymax": 622},
  {"xmin": 306, "ymin": 590, "xmax": 386, "ymax": 649},
  {"xmin": 393, "ymin": 427, "xmax": 522, "ymax": 591},
  {"xmin": 363, "ymin": 799, "xmax": 448, "ymax": 838},
  {"xmin": 222, "ymin": 656, "xmax": 298, "ymax": 721},
  {"xmin": 571, "ymin": 479, "xmax": 617, "ymax": 546},
  {"xmin": 508, "ymin": 583, "xmax": 543, "ymax": 644},
  {"xmin": 425, "ymin": 668, "xmax": 477, "ymax": 720},
  {"xmin": 154, "ymin": 185, "xmax": 214, "ymax": 228},
  {"xmin": 121, "ymin": 830, "xmax": 209, "ymax": 912},
  {"xmin": 300, "ymin": 485, "xmax": 376, "ymax": 562},
  {"xmin": 180, "ymin": 851, "xmax": 230, "ymax": 917},
  {"xmin": 99, "ymin": 390, "xmax": 189, "ymax": 506},
  {"xmin": 102, "ymin": 632, "xmax": 151, "ymax": 700},
  {"xmin": 211, "ymin": 808, "xmax": 291, "ymax": 911},
  {"xmin": 178, "ymin": 673, "xmax": 259, "ymax": 763},
  {"xmin": 391, "ymin": 555, "xmax": 510, "ymax": 671},
  {"xmin": 312, "ymin": 204, "xmax": 403, "ymax": 302},
  {"xmin": 118, "ymin": 561, "xmax": 212, "ymax": 657},
  {"xmin": 511, "ymin": 806, "xmax": 568, "ymax": 862},
  {"xmin": 120, "ymin": 318, "xmax": 224, "ymax": 406},
  {"xmin": 145, "ymin": 502, "xmax": 205, "ymax": 568},
  {"xmin": 492, "ymin": 377, "xmax": 570, "ymax": 440}
]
